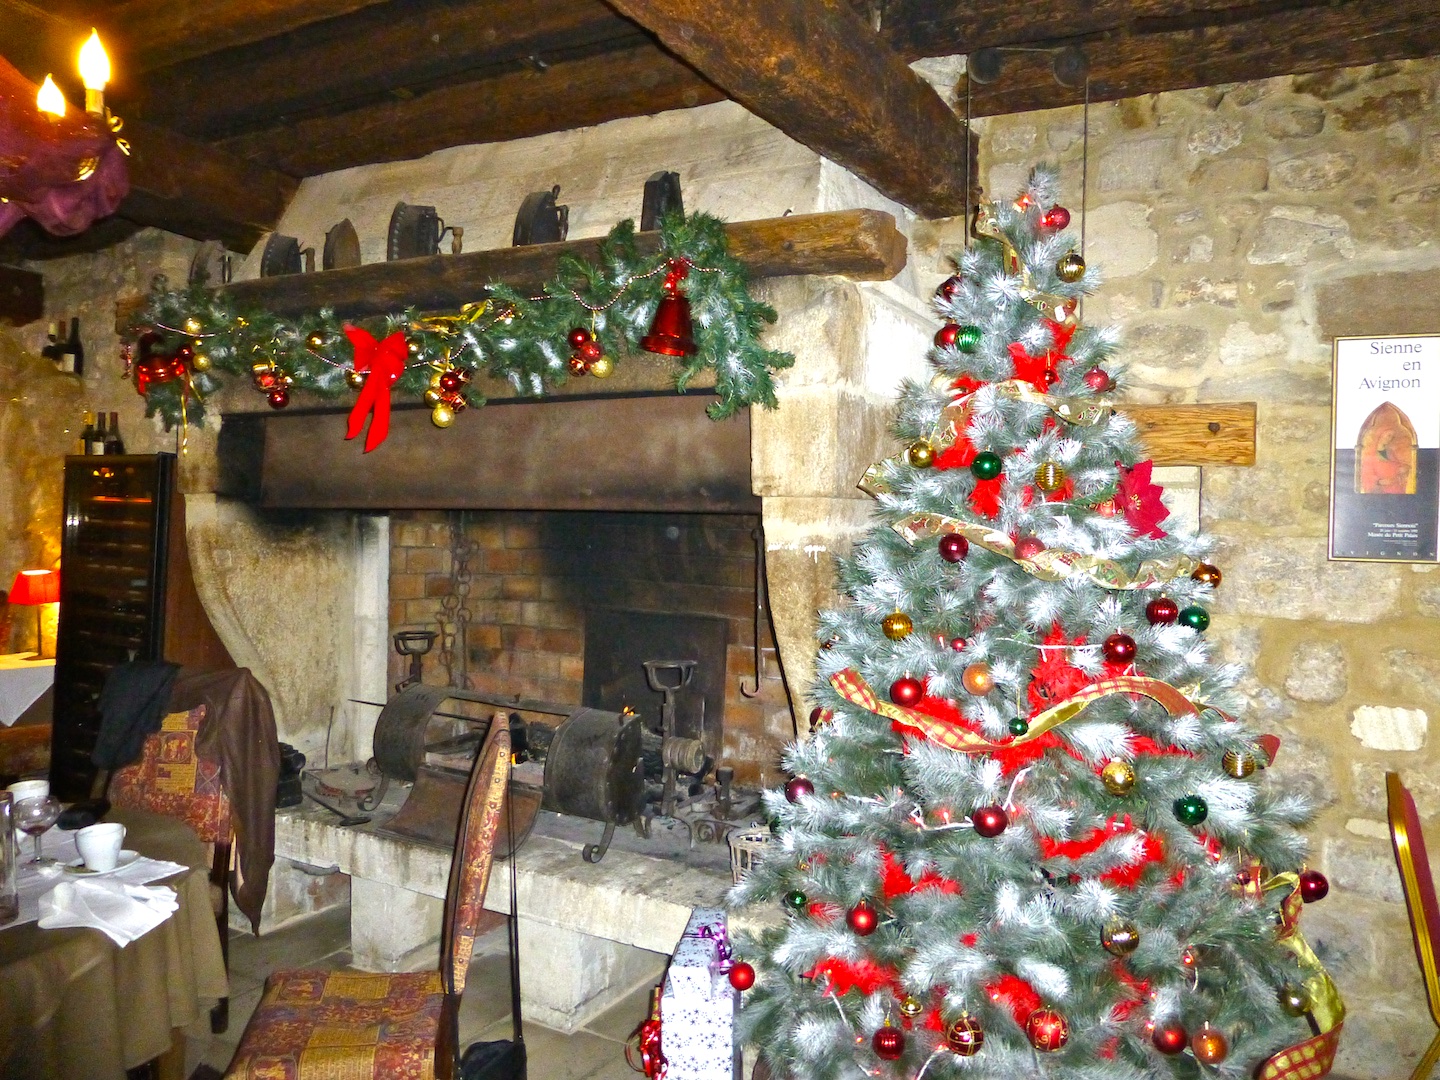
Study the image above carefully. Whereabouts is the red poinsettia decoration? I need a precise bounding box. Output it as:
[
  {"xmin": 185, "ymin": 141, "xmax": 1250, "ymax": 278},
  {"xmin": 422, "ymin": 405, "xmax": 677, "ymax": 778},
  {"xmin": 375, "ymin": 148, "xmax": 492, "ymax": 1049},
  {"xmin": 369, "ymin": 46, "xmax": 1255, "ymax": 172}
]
[
  {"xmin": 1027, "ymin": 624, "xmax": 1092, "ymax": 713},
  {"xmin": 1007, "ymin": 319, "xmax": 1076, "ymax": 392},
  {"xmin": 1114, "ymin": 459, "xmax": 1169, "ymax": 539}
]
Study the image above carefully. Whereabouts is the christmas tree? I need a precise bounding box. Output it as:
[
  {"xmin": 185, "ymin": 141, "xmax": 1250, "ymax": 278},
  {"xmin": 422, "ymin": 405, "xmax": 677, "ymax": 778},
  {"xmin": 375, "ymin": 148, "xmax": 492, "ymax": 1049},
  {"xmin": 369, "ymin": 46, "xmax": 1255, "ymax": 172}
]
[{"xmin": 730, "ymin": 166, "xmax": 1343, "ymax": 1079}]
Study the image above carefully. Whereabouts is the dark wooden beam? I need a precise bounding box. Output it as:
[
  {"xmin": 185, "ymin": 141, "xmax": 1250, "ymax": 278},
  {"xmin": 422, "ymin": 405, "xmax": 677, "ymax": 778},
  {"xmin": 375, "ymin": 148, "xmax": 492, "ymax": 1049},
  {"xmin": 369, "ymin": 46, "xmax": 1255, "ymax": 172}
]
[
  {"xmin": 216, "ymin": 44, "xmax": 722, "ymax": 177},
  {"xmin": 119, "ymin": 120, "xmax": 298, "ymax": 249},
  {"xmin": 115, "ymin": 208, "xmax": 907, "ymax": 329},
  {"xmin": 0, "ymin": 265, "xmax": 44, "ymax": 326},
  {"xmin": 127, "ymin": 0, "xmax": 649, "ymax": 142},
  {"xmin": 603, "ymin": 0, "xmax": 970, "ymax": 219},
  {"xmin": 0, "ymin": 218, "xmax": 145, "ymax": 263}
]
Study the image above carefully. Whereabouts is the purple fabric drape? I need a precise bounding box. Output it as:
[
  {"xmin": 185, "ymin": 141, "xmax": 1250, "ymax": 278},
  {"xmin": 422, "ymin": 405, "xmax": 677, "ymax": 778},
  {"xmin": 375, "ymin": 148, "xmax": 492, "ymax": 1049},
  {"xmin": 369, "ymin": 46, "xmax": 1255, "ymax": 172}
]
[{"xmin": 0, "ymin": 55, "xmax": 128, "ymax": 238}]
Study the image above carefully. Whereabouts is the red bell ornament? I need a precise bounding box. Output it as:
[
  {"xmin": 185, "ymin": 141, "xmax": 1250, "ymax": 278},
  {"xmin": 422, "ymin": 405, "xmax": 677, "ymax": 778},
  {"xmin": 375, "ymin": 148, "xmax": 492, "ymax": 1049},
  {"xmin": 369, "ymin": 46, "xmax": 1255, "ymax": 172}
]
[{"xmin": 641, "ymin": 259, "xmax": 696, "ymax": 357}]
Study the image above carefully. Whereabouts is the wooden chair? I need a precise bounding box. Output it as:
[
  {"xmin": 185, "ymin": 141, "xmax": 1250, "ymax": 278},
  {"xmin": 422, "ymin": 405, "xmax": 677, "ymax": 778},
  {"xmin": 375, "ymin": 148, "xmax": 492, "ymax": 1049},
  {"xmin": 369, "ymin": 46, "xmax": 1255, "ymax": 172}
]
[
  {"xmin": 223, "ymin": 715, "xmax": 513, "ymax": 1080},
  {"xmin": 109, "ymin": 704, "xmax": 235, "ymax": 1033},
  {"xmin": 1387, "ymin": 771, "xmax": 1440, "ymax": 1080}
]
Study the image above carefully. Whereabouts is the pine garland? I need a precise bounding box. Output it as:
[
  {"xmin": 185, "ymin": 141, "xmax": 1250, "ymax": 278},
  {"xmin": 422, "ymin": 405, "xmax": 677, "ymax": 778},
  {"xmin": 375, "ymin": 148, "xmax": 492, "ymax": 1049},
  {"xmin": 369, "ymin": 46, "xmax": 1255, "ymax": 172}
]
[{"xmin": 124, "ymin": 212, "xmax": 794, "ymax": 428}]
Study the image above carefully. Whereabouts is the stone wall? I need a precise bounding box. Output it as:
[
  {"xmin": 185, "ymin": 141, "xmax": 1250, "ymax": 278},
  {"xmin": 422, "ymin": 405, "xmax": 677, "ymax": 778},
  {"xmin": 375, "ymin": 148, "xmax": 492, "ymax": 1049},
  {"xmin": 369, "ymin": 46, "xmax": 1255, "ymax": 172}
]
[{"xmin": 945, "ymin": 57, "xmax": 1440, "ymax": 1080}]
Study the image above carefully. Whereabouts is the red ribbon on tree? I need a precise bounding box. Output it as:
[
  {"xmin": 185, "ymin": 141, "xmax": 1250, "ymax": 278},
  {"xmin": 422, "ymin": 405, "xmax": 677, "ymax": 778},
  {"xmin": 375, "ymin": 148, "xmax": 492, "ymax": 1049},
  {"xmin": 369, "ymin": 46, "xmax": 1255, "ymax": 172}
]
[{"xmin": 344, "ymin": 326, "xmax": 407, "ymax": 453}]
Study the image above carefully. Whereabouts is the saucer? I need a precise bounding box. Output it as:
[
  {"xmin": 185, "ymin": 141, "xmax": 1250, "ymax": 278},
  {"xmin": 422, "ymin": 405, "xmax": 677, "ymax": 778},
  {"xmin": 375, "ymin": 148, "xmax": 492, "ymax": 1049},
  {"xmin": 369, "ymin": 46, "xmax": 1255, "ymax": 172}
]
[{"xmin": 64, "ymin": 850, "xmax": 140, "ymax": 876}]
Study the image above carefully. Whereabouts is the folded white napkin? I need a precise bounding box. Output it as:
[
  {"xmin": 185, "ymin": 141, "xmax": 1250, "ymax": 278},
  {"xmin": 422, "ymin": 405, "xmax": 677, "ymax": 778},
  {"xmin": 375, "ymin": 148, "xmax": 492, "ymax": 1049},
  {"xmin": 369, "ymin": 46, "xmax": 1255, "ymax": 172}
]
[{"xmin": 38, "ymin": 879, "xmax": 180, "ymax": 947}]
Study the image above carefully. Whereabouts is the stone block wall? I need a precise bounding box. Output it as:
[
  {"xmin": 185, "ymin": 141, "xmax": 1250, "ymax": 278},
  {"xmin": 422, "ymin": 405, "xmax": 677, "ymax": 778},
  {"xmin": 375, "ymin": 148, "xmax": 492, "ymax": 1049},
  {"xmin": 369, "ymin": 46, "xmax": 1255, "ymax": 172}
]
[
  {"xmin": 932, "ymin": 57, "xmax": 1440, "ymax": 1080},
  {"xmin": 388, "ymin": 509, "xmax": 790, "ymax": 785}
]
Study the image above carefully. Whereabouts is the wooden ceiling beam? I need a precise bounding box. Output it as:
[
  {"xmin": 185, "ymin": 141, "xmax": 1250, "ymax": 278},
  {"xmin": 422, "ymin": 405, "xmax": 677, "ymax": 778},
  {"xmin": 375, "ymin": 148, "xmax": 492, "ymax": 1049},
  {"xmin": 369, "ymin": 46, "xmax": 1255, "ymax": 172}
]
[
  {"xmin": 216, "ymin": 44, "xmax": 723, "ymax": 177},
  {"xmin": 602, "ymin": 0, "xmax": 971, "ymax": 219},
  {"xmin": 974, "ymin": 0, "xmax": 1438, "ymax": 116},
  {"xmin": 127, "ymin": 0, "xmax": 648, "ymax": 142}
]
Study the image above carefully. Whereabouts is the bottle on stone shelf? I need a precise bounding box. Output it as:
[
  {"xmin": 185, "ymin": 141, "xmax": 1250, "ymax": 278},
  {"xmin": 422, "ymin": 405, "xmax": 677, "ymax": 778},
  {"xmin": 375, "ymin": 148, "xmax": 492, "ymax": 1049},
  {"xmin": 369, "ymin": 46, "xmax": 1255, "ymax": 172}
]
[
  {"xmin": 104, "ymin": 412, "xmax": 124, "ymax": 455},
  {"xmin": 64, "ymin": 318, "xmax": 84, "ymax": 376},
  {"xmin": 86, "ymin": 413, "xmax": 108, "ymax": 456},
  {"xmin": 78, "ymin": 411, "xmax": 96, "ymax": 455}
]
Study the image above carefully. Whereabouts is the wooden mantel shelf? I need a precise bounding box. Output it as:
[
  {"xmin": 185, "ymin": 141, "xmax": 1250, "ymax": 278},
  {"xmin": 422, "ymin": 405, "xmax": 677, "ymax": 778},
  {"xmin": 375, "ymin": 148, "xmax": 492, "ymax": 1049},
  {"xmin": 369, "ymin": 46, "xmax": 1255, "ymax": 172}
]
[{"xmin": 115, "ymin": 208, "xmax": 907, "ymax": 329}]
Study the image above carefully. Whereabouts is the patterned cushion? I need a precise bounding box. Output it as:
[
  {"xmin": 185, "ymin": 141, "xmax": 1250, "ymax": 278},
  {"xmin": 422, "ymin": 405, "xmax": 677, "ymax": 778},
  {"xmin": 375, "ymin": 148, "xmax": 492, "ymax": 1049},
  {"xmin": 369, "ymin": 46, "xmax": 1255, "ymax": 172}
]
[
  {"xmin": 225, "ymin": 969, "xmax": 444, "ymax": 1080},
  {"xmin": 110, "ymin": 706, "xmax": 231, "ymax": 845}
]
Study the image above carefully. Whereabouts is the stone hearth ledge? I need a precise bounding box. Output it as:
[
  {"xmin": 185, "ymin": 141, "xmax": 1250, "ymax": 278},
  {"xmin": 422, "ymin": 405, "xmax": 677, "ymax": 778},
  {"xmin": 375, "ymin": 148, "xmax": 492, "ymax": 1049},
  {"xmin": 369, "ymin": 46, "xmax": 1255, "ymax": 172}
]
[{"xmin": 273, "ymin": 805, "xmax": 776, "ymax": 1032}]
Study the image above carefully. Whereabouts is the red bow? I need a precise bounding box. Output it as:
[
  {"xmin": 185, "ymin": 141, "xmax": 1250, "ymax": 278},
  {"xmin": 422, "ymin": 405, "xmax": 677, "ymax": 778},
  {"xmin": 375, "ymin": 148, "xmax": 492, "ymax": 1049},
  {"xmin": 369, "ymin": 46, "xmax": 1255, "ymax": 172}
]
[{"xmin": 344, "ymin": 326, "xmax": 407, "ymax": 453}]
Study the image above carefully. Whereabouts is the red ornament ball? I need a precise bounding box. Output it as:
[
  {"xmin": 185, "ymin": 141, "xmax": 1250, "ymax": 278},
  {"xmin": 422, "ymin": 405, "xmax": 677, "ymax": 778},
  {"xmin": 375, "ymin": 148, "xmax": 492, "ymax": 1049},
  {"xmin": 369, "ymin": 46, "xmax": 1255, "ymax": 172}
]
[
  {"xmin": 1040, "ymin": 205, "xmax": 1071, "ymax": 231},
  {"xmin": 936, "ymin": 275, "xmax": 963, "ymax": 301},
  {"xmin": 1083, "ymin": 366, "xmax": 1112, "ymax": 392},
  {"xmin": 255, "ymin": 370, "xmax": 279, "ymax": 391},
  {"xmin": 567, "ymin": 355, "xmax": 588, "ymax": 375},
  {"xmin": 846, "ymin": 899, "xmax": 878, "ymax": 936},
  {"xmin": 1103, "ymin": 633, "xmax": 1137, "ymax": 664},
  {"xmin": 946, "ymin": 1015, "xmax": 983, "ymax": 1056},
  {"xmin": 727, "ymin": 961, "xmax": 755, "ymax": 991},
  {"xmin": 567, "ymin": 327, "xmax": 592, "ymax": 348},
  {"xmin": 1014, "ymin": 536, "xmax": 1045, "ymax": 561},
  {"xmin": 579, "ymin": 339, "xmax": 604, "ymax": 362},
  {"xmin": 1299, "ymin": 869, "xmax": 1330, "ymax": 903},
  {"xmin": 267, "ymin": 387, "xmax": 290, "ymax": 409},
  {"xmin": 784, "ymin": 776, "xmax": 815, "ymax": 803},
  {"xmin": 935, "ymin": 323, "xmax": 961, "ymax": 349},
  {"xmin": 1025, "ymin": 1008, "xmax": 1069, "ymax": 1052},
  {"xmin": 439, "ymin": 370, "xmax": 463, "ymax": 392},
  {"xmin": 808, "ymin": 706, "xmax": 831, "ymax": 731},
  {"xmin": 174, "ymin": 345, "xmax": 194, "ymax": 365},
  {"xmin": 938, "ymin": 533, "xmax": 970, "ymax": 563},
  {"xmin": 872, "ymin": 1026, "xmax": 905, "ymax": 1061},
  {"xmin": 1146, "ymin": 597, "xmax": 1179, "ymax": 625},
  {"xmin": 972, "ymin": 805, "xmax": 1008, "ymax": 838},
  {"xmin": 890, "ymin": 677, "xmax": 923, "ymax": 706},
  {"xmin": 950, "ymin": 636, "xmax": 967, "ymax": 652},
  {"xmin": 1151, "ymin": 1021, "xmax": 1187, "ymax": 1055}
]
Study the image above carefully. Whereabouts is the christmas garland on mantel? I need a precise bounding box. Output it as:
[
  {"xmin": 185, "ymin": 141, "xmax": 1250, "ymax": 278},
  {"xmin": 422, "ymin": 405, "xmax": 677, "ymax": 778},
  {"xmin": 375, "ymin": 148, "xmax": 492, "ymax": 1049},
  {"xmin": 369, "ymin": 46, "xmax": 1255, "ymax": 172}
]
[{"xmin": 123, "ymin": 213, "xmax": 794, "ymax": 450}]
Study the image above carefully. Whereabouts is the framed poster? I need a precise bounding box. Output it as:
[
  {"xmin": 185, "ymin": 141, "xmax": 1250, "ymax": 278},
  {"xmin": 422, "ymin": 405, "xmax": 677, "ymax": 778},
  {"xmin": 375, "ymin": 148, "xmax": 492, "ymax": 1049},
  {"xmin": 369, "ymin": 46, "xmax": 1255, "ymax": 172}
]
[{"xmin": 1330, "ymin": 334, "xmax": 1440, "ymax": 562}]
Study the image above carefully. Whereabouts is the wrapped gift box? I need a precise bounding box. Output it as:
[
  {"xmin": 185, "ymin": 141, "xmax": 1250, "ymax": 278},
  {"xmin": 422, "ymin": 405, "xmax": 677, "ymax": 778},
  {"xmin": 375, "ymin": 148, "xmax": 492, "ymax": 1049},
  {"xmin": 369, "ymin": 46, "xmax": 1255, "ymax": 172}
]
[{"xmin": 661, "ymin": 907, "xmax": 740, "ymax": 1080}]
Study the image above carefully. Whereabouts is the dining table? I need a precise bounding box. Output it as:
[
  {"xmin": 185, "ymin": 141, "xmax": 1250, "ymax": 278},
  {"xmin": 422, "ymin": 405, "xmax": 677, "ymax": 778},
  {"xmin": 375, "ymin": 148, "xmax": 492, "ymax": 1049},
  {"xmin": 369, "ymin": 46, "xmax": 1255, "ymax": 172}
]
[{"xmin": 0, "ymin": 805, "xmax": 230, "ymax": 1080}]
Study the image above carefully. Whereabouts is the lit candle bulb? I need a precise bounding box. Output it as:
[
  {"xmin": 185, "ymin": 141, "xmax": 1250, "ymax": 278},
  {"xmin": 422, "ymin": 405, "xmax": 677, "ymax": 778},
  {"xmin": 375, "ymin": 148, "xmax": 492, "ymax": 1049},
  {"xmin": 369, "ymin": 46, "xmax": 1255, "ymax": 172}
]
[
  {"xmin": 79, "ymin": 29, "xmax": 110, "ymax": 116},
  {"xmin": 36, "ymin": 74, "xmax": 66, "ymax": 118}
]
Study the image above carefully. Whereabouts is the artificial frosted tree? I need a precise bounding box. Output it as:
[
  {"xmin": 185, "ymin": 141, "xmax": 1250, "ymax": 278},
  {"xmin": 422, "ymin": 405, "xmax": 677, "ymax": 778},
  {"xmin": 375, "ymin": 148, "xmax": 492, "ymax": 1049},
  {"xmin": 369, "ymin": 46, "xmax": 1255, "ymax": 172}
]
[{"xmin": 729, "ymin": 167, "xmax": 1343, "ymax": 1080}]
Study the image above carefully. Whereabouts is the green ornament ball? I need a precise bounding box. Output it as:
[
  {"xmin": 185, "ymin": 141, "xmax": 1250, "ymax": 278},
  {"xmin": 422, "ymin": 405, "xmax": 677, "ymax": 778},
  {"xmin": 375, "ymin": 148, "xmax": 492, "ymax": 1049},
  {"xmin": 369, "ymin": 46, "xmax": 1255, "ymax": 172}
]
[
  {"xmin": 1009, "ymin": 716, "xmax": 1030, "ymax": 736},
  {"xmin": 1173, "ymin": 795, "xmax": 1209, "ymax": 827},
  {"xmin": 956, "ymin": 325, "xmax": 982, "ymax": 353},
  {"xmin": 783, "ymin": 889, "xmax": 808, "ymax": 912},
  {"xmin": 1178, "ymin": 605, "xmax": 1211, "ymax": 632},
  {"xmin": 970, "ymin": 452, "xmax": 1003, "ymax": 481}
]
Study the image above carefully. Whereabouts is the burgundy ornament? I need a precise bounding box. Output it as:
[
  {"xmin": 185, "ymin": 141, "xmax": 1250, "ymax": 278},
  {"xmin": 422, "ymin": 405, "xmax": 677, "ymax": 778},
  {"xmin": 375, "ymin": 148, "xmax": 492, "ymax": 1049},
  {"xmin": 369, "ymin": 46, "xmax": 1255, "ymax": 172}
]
[
  {"xmin": 1040, "ymin": 205, "xmax": 1071, "ymax": 231},
  {"xmin": 890, "ymin": 676, "xmax": 923, "ymax": 706},
  {"xmin": 1014, "ymin": 536, "xmax": 1045, "ymax": 561},
  {"xmin": 439, "ymin": 370, "xmax": 463, "ymax": 392},
  {"xmin": 267, "ymin": 387, "xmax": 291, "ymax": 409},
  {"xmin": 1299, "ymin": 869, "xmax": 1329, "ymax": 903},
  {"xmin": 846, "ymin": 899, "xmax": 878, "ymax": 936},
  {"xmin": 935, "ymin": 323, "xmax": 961, "ymax": 349},
  {"xmin": 872, "ymin": 1026, "xmax": 905, "ymax": 1061},
  {"xmin": 727, "ymin": 961, "xmax": 756, "ymax": 991},
  {"xmin": 972, "ymin": 805, "xmax": 1008, "ymax": 838},
  {"xmin": 567, "ymin": 327, "xmax": 592, "ymax": 348},
  {"xmin": 578, "ymin": 339, "xmax": 604, "ymax": 362},
  {"xmin": 1146, "ymin": 597, "xmax": 1179, "ymax": 625},
  {"xmin": 936, "ymin": 275, "xmax": 963, "ymax": 301},
  {"xmin": 1151, "ymin": 1021, "xmax": 1187, "ymax": 1055},
  {"xmin": 1083, "ymin": 366, "xmax": 1112, "ymax": 392},
  {"xmin": 950, "ymin": 637, "xmax": 967, "ymax": 652},
  {"xmin": 784, "ymin": 776, "xmax": 815, "ymax": 803},
  {"xmin": 1024, "ymin": 1008, "xmax": 1069, "ymax": 1052},
  {"xmin": 938, "ymin": 533, "xmax": 970, "ymax": 563},
  {"xmin": 1102, "ymin": 633, "xmax": 1137, "ymax": 664}
]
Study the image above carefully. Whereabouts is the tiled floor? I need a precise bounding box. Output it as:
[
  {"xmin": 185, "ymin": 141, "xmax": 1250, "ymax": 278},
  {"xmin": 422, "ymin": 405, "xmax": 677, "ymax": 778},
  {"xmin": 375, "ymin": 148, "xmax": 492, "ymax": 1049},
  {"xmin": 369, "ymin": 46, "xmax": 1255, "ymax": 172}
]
[{"xmin": 184, "ymin": 907, "xmax": 653, "ymax": 1080}]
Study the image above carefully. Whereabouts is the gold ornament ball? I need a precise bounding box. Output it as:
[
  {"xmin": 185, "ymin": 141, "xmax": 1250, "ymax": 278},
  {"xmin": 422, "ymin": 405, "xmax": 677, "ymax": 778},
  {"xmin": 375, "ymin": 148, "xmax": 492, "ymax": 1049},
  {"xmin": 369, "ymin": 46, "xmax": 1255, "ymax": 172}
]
[
  {"xmin": 184, "ymin": 317, "xmax": 202, "ymax": 334},
  {"xmin": 190, "ymin": 353, "xmax": 211, "ymax": 372},
  {"xmin": 1192, "ymin": 562, "xmax": 1223, "ymax": 588},
  {"xmin": 1101, "ymin": 759, "xmax": 1136, "ymax": 797},
  {"xmin": 1279, "ymin": 984, "xmax": 1311, "ymax": 1016},
  {"xmin": 1191, "ymin": 1025, "xmax": 1229, "ymax": 1066},
  {"xmin": 1222, "ymin": 749, "xmax": 1257, "ymax": 779},
  {"xmin": 1034, "ymin": 461, "xmax": 1066, "ymax": 492},
  {"xmin": 424, "ymin": 387, "xmax": 443, "ymax": 405},
  {"xmin": 431, "ymin": 402, "xmax": 456, "ymax": 428},
  {"xmin": 306, "ymin": 332, "xmax": 326, "ymax": 350},
  {"xmin": 898, "ymin": 995, "xmax": 924, "ymax": 1019},
  {"xmin": 1056, "ymin": 250, "xmax": 1086, "ymax": 283},
  {"xmin": 1101, "ymin": 919, "xmax": 1140, "ymax": 956},
  {"xmin": 882, "ymin": 612, "xmax": 914, "ymax": 641},
  {"xmin": 906, "ymin": 440, "xmax": 936, "ymax": 468},
  {"xmin": 961, "ymin": 662, "xmax": 994, "ymax": 696},
  {"xmin": 348, "ymin": 370, "xmax": 368, "ymax": 389},
  {"xmin": 588, "ymin": 355, "xmax": 615, "ymax": 379}
]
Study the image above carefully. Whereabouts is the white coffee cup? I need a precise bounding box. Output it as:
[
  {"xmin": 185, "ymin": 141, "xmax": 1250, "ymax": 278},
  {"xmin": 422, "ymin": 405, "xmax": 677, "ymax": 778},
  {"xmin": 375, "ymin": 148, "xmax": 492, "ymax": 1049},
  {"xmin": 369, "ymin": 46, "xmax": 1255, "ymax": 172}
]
[
  {"xmin": 77, "ymin": 822, "xmax": 127, "ymax": 872},
  {"xmin": 6, "ymin": 779, "xmax": 48, "ymax": 804}
]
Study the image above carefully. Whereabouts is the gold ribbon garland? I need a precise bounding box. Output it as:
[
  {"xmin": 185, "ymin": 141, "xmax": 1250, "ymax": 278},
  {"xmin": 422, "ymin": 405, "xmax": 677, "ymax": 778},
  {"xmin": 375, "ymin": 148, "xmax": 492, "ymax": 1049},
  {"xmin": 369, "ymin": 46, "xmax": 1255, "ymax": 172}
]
[
  {"xmin": 971, "ymin": 200, "xmax": 1079, "ymax": 325},
  {"xmin": 1255, "ymin": 872, "xmax": 1346, "ymax": 1080}
]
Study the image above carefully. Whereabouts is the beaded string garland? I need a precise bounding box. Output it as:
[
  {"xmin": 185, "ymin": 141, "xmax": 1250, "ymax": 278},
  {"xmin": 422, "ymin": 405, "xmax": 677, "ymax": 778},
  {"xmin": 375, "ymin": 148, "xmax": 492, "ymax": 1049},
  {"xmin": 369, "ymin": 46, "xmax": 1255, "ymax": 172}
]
[{"xmin": 123, "ymin": 213, "xmax": 793, "ymax": 446}]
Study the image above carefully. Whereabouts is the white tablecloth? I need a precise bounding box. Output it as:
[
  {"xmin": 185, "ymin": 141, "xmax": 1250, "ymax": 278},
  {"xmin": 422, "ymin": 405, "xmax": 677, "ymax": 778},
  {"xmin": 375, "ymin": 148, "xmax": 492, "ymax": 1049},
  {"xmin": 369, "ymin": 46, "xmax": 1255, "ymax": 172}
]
[{"xmin": 0, "ymin": 654, "xmax": 54, "ymax": 727}]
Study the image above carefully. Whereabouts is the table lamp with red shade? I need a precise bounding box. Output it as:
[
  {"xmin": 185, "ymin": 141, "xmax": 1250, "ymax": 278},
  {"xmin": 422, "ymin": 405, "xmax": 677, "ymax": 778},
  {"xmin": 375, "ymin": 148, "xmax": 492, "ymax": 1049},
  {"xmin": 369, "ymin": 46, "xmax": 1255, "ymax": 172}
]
[{"xmin": 8, "ymin": 569, "xmax": 59, "ymax": 658}]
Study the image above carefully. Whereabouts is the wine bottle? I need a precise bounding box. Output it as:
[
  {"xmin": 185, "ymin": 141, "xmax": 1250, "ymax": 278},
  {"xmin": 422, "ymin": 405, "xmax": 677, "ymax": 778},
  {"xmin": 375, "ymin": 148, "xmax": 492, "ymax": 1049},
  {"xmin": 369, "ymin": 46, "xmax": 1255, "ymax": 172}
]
[
  {"xmin": 87, "ymin": 413, "xmax": 108, "ymax": 455},
  {"xmin": 78, "ymin": 411, "xmax": 96, "ymax": 455},
  {"xmin": 104, "ymin": 412, "xmax": 125, "ymax": 455},
  {"xmin": 65, "ymin": 318, "xmax": 85, "ymax": 376}
]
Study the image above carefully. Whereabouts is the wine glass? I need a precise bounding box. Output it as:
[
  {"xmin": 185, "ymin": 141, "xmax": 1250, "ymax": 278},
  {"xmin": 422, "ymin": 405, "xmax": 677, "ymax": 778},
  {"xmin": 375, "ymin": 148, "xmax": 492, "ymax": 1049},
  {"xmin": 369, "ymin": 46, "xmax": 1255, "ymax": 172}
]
[{"xmin": 14, "ymin": 795, "xmax": 62, "ymax": 867}]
